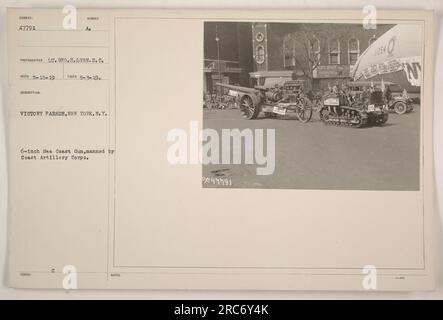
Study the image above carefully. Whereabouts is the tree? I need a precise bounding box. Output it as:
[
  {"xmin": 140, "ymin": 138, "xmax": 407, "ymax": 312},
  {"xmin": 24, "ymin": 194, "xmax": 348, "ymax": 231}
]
[{"xmin": 283, "ymin": 24, "xmax": 352, "ymax": 89}]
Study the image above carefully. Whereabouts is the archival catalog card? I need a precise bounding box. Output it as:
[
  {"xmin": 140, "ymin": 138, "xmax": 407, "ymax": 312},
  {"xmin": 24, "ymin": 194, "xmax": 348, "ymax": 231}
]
[{"xmin": 6, "ymin": 8, "xmax": 435, "ymax": 290}]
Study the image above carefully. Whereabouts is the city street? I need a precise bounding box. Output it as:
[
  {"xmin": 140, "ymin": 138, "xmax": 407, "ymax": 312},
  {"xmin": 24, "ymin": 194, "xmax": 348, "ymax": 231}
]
[{"xmin": 203, "ymin": 106, "xmax": 420, "ymax": 190}]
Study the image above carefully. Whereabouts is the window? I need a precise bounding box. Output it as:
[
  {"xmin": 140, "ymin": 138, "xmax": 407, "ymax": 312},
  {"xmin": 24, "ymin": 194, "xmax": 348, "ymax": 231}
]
[
  {"xmin": 284, "ymin": 35, "xmax": 320, "ymax": 68},
  {"xmin": 348, "ymin": 38, "xmax": 360, "ymax": 65},
  {"xmin": 328, "ymin": 39, "xmax": 340, "ymax": 64},
  {"xmin": 255, "ymin": 45, "xmax": 265, "ymax": 65},
  {"xmin": 369, "ymin": 36, "xmax": 377, "ymax": 46},
  {"xmin": 309, "ymin": 37, "xmax": 321, "ymax": 66},
  {"xmin": 283, "ymin": 35, "xmax": 295, "ymax": 68}
]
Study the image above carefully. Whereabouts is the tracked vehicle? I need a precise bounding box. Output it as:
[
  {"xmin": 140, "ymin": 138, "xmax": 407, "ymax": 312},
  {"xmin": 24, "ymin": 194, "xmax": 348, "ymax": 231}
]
[{"xmin": 319, "ymin": 89, "xmax": 389, "ymax": 128}]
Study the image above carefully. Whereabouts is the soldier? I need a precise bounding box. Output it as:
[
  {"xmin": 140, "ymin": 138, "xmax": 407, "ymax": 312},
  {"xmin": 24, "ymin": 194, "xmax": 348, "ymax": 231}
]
[
  {"xmin": 338, "ymin": 82, "xmax": 348, "ymax": 106},
  {"xmin": 332, "ymin": 82, "xmax": 339, "ymax": 94},
  {"xmin": 341, "ymin": 82, "xmax": 354, "ymax": 105},
  {"xmin": 359, "ymin": 86, "xmax": 370, "ymax": 106}
]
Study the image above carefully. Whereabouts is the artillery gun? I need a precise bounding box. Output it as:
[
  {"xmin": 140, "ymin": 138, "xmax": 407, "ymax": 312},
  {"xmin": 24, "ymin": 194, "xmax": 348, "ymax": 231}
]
[{"xmin": 215, "ymin": 80, "xmax": 313, "ymax": 122}]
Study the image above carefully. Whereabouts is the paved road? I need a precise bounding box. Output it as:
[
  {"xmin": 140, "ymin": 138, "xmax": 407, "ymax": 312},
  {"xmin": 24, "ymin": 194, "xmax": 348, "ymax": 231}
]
[{"xmin": 202, "ymin": 106, "xmax": 420, "ymax": 190}]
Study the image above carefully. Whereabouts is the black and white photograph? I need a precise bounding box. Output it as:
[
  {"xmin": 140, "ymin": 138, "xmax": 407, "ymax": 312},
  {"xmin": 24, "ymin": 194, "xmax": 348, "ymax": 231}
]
[
  {"xmin": 1, "ymin": 4, "xmax": 438, "ymax": 297},
  {"xmin": 203, "ymin": 22, "xmax": 422, "ymax": 190}
]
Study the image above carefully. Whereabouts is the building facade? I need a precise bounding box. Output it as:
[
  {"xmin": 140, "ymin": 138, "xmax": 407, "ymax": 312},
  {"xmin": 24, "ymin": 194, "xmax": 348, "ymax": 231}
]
[
  {"xmin": 204, "ymin": 22, "xmax": 395, "ymax": 93},
  {"xmin": 203, "ymin": 22, "xmax": 253, "ymax": 94},
  {"xmin": 251, "ymin": 23, "xmax": 394, "ymax": 91}
]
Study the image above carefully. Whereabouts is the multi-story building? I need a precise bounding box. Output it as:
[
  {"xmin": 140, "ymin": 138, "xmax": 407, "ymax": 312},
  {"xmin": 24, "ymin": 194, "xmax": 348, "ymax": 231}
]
[
  {"xmin": 204, "ymin": 22, "xmax": 395, "ymax": 93},
  {"xmin": 203, "ymin": 22, "xmax": 253, "ymax": 94},
  {"xmin": 251, "ymin": 22, "xmax": 394, "ymax": 91}
]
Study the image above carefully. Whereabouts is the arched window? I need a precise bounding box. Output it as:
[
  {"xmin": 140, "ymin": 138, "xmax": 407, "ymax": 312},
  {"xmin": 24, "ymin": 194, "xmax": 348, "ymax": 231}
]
[
  {"xmin": 283, "ymin": 35, "xmax": 295, "ymax": 68},
  {"xmin": 348, "ymin": 38, "xmax": 360, "ymax": 65},
  {"xmin": 328, "ymin": 39, "xmax": 340, "ymax": 65},
  {"xmin": 369, "ymin": 36, "xmax": 377, "ymax": 46},
  {"xmin": 309, "ymin": 37, "xmax": 321, "ymax": 66}
]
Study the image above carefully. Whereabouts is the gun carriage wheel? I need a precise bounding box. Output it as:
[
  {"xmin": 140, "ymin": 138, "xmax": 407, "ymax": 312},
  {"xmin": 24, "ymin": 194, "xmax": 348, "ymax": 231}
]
[
  {"xmin": 240, "ymin": 95, "xmax": 260, "ymax": 120},
  {"xmin": 295, "ymin": 97, "xmax": 313, "ymax": 123}
]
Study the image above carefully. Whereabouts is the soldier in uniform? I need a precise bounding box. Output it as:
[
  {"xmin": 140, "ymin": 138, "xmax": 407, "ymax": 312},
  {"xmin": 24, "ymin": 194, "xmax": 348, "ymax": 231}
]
[{"xmin": 359, "ymin": 86, "xmax": 371, "ymax": 106}]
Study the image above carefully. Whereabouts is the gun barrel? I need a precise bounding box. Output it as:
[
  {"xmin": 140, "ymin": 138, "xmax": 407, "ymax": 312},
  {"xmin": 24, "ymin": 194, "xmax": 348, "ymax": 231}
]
[{"xmin": 215, "ymin": 83, "xmax": 257, "ymax": 94}]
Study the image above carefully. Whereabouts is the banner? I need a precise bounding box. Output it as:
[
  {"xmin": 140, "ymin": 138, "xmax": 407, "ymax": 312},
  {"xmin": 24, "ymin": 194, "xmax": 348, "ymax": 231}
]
[
  {"xmin": 361, "ymin": 56, "xmax": 421, "ymax": 87},
  {"xmin": 402, "ymin": 56, "xmax": 422, "ymax": 86}
]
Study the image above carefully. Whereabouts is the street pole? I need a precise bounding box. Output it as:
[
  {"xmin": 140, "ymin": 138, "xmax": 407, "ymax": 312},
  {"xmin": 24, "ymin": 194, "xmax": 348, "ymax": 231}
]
[{"xmin": 215, "ymin": 24, "xmax": 221, "ymax": 97}]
